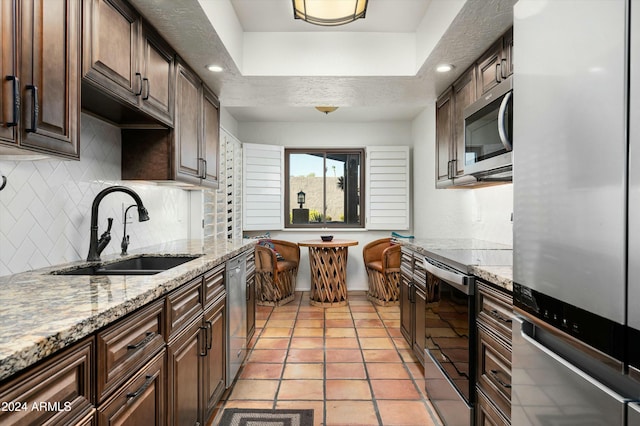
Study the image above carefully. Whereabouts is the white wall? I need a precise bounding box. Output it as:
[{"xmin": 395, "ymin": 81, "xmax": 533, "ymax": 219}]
[
  {"xmin": 0, "ymin": 113, "xmax": 192, "ymax": 277},
  {"xmin": 238, "ymin": 120, "xmax": 413, "ymax": 291}
]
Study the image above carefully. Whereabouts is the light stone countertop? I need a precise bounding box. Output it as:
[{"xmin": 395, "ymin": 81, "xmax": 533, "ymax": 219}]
[
  {"xmin": 0, "ymin": 238, "xmax": 255, "ymax": 382},
  {"xmin": 396, "ymin": 238, "xmax": 513, "ymax": 292}
]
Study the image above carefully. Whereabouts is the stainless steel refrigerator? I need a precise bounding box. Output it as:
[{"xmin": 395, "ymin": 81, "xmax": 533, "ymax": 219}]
[{"xmin": 513, "ymin": 0, "xmax": 640, "ymax": 424}]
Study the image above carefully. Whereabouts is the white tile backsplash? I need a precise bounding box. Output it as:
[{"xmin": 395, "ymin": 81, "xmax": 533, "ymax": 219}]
[{"xmin": 0, "ymin": 113, "xmax": 191, "ymax": 277}]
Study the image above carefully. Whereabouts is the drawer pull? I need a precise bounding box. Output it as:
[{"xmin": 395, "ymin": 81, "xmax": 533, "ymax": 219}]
[
  {"xmin": 199, "ymin": 325, "xmax": 208, "ymax": 356},
  {"xmin": 489, "ymin": 369, "xmax": 511, "ymax": 389},
  {"xmin": 489, "ymin": 309, "xmax": 512, "ymax": 324},
  {"xmin": 127, "ymin": 331, "xmax": 155, "ymax": 351},
  {"xmin": 206, "ymin": 320, "xmax": 213, "ymax": 350},
  {"xmin": 126, "ymin": 374, "xmax": 154, "ymax": 402}
]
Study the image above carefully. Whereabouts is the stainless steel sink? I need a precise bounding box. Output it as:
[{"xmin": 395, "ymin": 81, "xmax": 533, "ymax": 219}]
[{"xmin": 53, "ymin": 255, "xmax": 202, "ymax": 276}]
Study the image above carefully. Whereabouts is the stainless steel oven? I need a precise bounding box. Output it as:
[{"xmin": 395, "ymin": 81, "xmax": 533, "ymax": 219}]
[
  {"xmin": 422, "ymin": 256, "xmax": 476, "ymax": 426},
  {"xmin": 463, "ymin": 76, "xmax": 513, "ymax": 178}
]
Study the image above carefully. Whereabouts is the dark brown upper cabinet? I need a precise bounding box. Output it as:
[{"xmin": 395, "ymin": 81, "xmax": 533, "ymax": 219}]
[
  {"xmin": 476, "ymin": 29, "xmax": 513, "ymax": 97},
  {"xmin": 82, "ymin": 0, "xmax": 174, "ymax": 127},
  {"xmin": 0, "ymin": 0, "xmax": 81, "ymax": 159}
]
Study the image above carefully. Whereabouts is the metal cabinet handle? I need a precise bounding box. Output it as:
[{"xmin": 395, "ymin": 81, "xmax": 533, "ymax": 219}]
[
  {"xmin": 199, "ymin": 325, "xmax": 208, "ymax": 356},
  {"xmin": 127, "ymin": 331, "xmax": 155, "ymax": 350},
  {"xmin": 495, "ymin": 63, "xmax": 502, "ymax": 83},
  {"xmin": 5, "ymin": 76, "xmax": 19, "ymax": 127},
  {"xmin": 489, "ymin": 309, "xmax": 512, "ymax": 324},
  {"xmin": 142, "ymin": 77, "xmax": 150, "ymax": 100},
  {"xmin": 202, "ymin": 159, "xmax": 208, "ymax": 179},
  {"xmin": 489, "ymin": 369, "xmax": 511, "ymax": 388},
  {"xmin": 135, "ymin": 72, "xmax": 142, "ymax": 96},
  {"xmin": 501, "ymin": 58, "xmax": 508, "ymax": 79},
  {"xmin": 497, "ymin": 91, "xmax": 513, "ymax": 151},
  {"xmin": 206, "ymin": 320, "xmax": 213, "ymax": 350},
  {"xmin": 25, "ymin": 85, "xmax": 38, "ymax": 133},
  {"xmin": 126, "ymin": 374, "xmax": 154, "ymax": 402}
]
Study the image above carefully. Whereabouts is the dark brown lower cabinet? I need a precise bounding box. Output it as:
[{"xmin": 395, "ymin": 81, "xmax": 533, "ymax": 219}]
[
  {"xmin": 399, "ymin": 246, "xmax": 426, "ymax": 365},
  {"xmin": 476, "ymin": 387, "xmax": 510, "ymax": 426},
  {"xmin": 97, "ymin": 349, "xmax": 166, "ymax": 425},
  {"xmin": 202, "ymin": 296, "xmax": 226, "ymax": 422},
  {"xmin": 0, "ymin": 338, "xmax": 94, "ymax": 425},
  {"xmin": 167, "ymin": 316, "xmax": 203, "ymax": 425},
  {"xmin": 413, "ymin": 283, "xmax": 426, "ymax": 363},
  {"xmin": 400, "ymin": 272, "xmax": 413, "ymax": 343}
]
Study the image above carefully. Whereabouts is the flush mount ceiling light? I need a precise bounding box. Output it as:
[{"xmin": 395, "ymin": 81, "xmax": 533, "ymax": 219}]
[
  {"xmin": 293, "ymin": 0, "xmax": 368, "ymax": 26},
  {"xmin": 436, "ymin": 64, "xmax": 454, "ymax": 73},
  {"xmin": 315, "ymin": 106, "xmax": 338, "ymax": 114},
  {"xmin": 207, "ymin": 64, "xmax": 223, "ymax": 72}
]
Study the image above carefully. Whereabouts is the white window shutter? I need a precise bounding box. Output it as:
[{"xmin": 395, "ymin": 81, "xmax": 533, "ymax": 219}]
[
  {"xmin": 366, "ymin": 146, "xmax": 410, "ymax": 230},
  {"xmin": 243, "ymin": 143, "xmax": 284, "ymax": 231}
]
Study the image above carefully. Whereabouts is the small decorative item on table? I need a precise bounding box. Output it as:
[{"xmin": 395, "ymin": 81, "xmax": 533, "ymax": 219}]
[
  {"xmin": 298, "ymin": 238, "xmax": 359, "ymax": 307},
  {"xmin": 320, "ymin": 235, "xmax": 333, "ymax": 242}
]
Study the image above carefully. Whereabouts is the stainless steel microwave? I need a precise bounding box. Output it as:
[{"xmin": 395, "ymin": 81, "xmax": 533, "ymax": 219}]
[{"xmin": 463, "ymin": 76, "xmax": 513, "ymax": 178}]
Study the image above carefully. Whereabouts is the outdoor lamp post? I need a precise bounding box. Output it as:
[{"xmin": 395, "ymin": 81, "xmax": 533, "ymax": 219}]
[{"xmin": 297, "ymin": 190, "xmax": 306, "ymax": 209}]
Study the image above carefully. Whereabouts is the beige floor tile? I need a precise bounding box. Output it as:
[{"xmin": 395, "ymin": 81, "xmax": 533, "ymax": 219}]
[
  {"xmin": 239, "ymin": 363, "xmax": 284, "ymax": 380},
  {"xmin": 248, "ymin": 349, "xmax": 288, "ymax": 363},
  {"xmin": 392, "ymin": 337, "xmax": 411, "ymax": 350},
  {"xmin": 253, "ymin": 337, "xmax": 290, "ymax": 350},
  {"xmin": 325, "ymin": 328, "xmax": 357, "ymax": 338},
  {"xmin": 371, "ymin": 379, "xmax": 422, "ymax": 400},
  {"xmin": 296, "ymin": 312, "xmax": 325, "ymax": 319},
  {"xmin": 295, "ymin": 319, "xmax": 325, "ymax": 328},
  {"xmin": 387, "ymin": 327, "xmax": 404, "ymax": 338},
  {"xmin": 270, "ymin": 312, "xmax": 298, "ymax": 320},
  {"xmin": 287, "ymin": 348, "xmax": 325, "ymax": 363},
  {"xmin": 362, "ymin": 349, "xmax": 403, "ymax": 363},
  {"xmin": 325, "ymin": 380, "xmax": 371, "ymax": 400},
  {"xmin": 326, "ymin": 349, "xmax": 363, "ymax": 363},
  {"xmin": 275, "ymin": 401, "xmax": 325, "ymax": 426},
  {"xmin": 358, "ymin": 337, "xmax": 395, "ymax": 350},
  {"xmin": 326, "ymin": 312, "xmax": 352, "ymax": 319},
  {"xmin": 325, "ymin": 400, "xmax": 379, "ymax": 425},
  {"xmin": 350, "ymin": 305, "xmax": 377, "ymax": 313},
  {"xmin": 377, "ymin": 400, "xmax": 436, "ymax": 426},
  {"xmin": 228, "ymin": 380, "xmax": 279, "ymax": 400},
  {"xmin": 326, "ymin": 363, "xmax": 367, "ymax": 379},
  {"xmin": 384, "ymin": 320, "xmax": 401, "ymax": 328},
  {"xmin": 261, "ymin": 327, "xmax": 293, "ymax": 338},
  {"xmin": 378, "ymin": 311, "xmax": 400, "ymax": 319},
  {"xmin": 282, "ymin": 363, "xmax": 324, "ymax": 379},
  {"xmin": 351, "ymin": 312, "xmax": 380, "ymax": 319},
  {"xmin": 325, "ymin": 306, "xmax": 350, "ymax": 312},
  {"xmin": 278, "ymin": 379, "xmax": 324, "ymax": 400},
  {"xmin": 366, "ymin": 363, "xmax": 412, "ymax": 380},
  {"xmin": 357, "ymin": 328, "xmax": 389, "ymax": 337},
  {"xmin": 325, "ymin": 337, "xmax": 359, "ymax": 349},
  {"xmin": 290, "ymin": 337, "xmax": 324, "ymax": 349},
  {"xmin": 326, "ymin": 319, "xmax": 355, "ymax": 328},
  {"xmin": 354, "ymin": 319, "xmax": 385, "ymax": 328},
  {"xmin": 266, "ymin": 319, "xmax": 295, "ymax": 328},
  {"xmin": 293, "ymin": 327, "xmax": 325, "ymax": 337}
]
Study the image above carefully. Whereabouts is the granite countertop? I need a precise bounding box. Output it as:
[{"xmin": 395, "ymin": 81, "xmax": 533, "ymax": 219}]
[
  {"xmin": 396, "ymin": 238, "xmax": 513, "ymax": 292},
  {"xmin": 0, "ymin": 238, "xmax": 255, "ymax": 382}
]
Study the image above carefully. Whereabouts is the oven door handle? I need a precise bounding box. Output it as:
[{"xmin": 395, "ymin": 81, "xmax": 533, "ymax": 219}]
[{"xmin": 422, "ymin": 258, "xmax": 472, "ymax": 295}]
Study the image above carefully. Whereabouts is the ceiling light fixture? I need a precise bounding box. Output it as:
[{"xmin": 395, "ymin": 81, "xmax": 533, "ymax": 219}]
[
  {"xmin": 207, "ymin": 64, "xmax": 223, "ymax": 72},
  {"xmin": 293, "ymin": 0, "xmax": 368, "ymax": 26},
  {"xmin": 436, "ymin": 64, "xmax": 454, "ymax": 73},
  {"xmin": 315, "ymin": 106, "xmax": 338, "ymax": 114}
]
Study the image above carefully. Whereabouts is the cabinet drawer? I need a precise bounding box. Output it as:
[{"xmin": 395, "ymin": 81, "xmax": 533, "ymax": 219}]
[
  {"xmin": 0, "ymin": 338, "xmax": 94, "ymax": 426},
  {"xmin": 477, "ymin": 324, "xmax": 511, "ymax": 419},
  {"xmin": 477, "ymin": 281, "xmax": 513, "ymax": 342},
  {"xmin": 97, "ymin": 299, "xmax": 165, "ymax": 403},
  {"xmin": 203, "ymin": 263, "xmax": 225, "ymax": 308},
  {"xmin": 475, "ymin": 386, "xmax": 510, "ymax": 426},
  {"xmin": 97, "ymin": 349, "xmax": 166, "ymax": 426},
  {"xmin": 400, "ymin": 248, "xmax": 413, "ymax": 276},
  {"xmin": 167, "ymin": 276, "xmax": 204, "ymax": 340}
]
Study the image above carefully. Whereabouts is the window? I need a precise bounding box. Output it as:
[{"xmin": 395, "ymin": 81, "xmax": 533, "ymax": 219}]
[{"xmin": 285, "ymin": 149, "xmax": 364, "ymax": 228}]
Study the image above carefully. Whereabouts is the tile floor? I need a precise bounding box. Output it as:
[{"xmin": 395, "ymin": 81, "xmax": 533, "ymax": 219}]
[{"xmin": 210, "ymin": 291, "xmax": 443, "ymax": 426}]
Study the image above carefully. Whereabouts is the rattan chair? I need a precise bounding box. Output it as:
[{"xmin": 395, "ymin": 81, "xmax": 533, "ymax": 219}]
[
  {"xmin": 363, "ymin": 238, "xmax": 401, "ymax": 306},
  {"xmin": 254, "ymin": 240, "xmax": 300, "ymax": 306}
]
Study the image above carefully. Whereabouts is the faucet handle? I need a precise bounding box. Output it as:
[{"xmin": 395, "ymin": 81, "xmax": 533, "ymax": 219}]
[{"xmin": 105, "ymin": 217, "xmax": 113, "ymax": 232}]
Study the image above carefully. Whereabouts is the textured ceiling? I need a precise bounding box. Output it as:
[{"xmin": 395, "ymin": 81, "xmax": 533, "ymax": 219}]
[{"xmin": 128, "ymin": 0, "xmax": 516, "ymax": 122}]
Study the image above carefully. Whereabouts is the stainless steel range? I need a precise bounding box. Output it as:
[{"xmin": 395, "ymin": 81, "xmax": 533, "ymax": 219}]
[{"xmin": 421, "ymin": 248, "xmax": 512, "ymax": 426}]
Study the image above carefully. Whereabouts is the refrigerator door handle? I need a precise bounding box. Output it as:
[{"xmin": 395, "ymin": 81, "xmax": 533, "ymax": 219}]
[{"xmin": 518, "ymin": 318, "xmax": 627, "ymax": 403}]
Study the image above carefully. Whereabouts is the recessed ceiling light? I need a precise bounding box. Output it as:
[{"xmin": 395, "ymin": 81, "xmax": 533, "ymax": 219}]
[
  {"xmin": 436, "ymin": 64, "xmax": 454, "ymax": 73},
  {"xmin": 207, "ymin": 64, "xmax": 223, "ymax": 73}
]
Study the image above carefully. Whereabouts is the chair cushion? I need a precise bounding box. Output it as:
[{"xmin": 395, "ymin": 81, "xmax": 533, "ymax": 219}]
[
  {"xmin": 366, "ymin": 260, "xmax": 383, "ymax": 273},
  {"xmin": 257, "ymin": 239, "xmax": 284, "ymax": 261},
  {"xmin": 276, "ymin": 260, "xmax": 297, "ymax": 272}
]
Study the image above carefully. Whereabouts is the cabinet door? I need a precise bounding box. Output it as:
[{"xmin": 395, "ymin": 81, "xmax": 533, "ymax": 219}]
[
  {"xmin": 202, "ymin": 296, "xmax": 226, "ymax": 422},
  {"xmin": 247, "ymin": 271, "xmax": 256, "ymax": 343},
  {"xmin": 0, "ymin": 0, "xmax": 17, "ymax": 145},
  {"xmin": 502, "ymin": 28, "xmax": 513, "ymax": 78},
  {"xmin": 452, "ymin": 67, "xmax": 476, "ymax": 177},
  {"xmin": 475, "ymin": 387, "xmax": 510, "ymax": 426},
  {"xmin": 82, "ymin": 0, "xmax": 139, "ymax": 105},
  {"xmin": 435, "ymin": 89, "xmax": 453, "ymax": 184},
  {"xmin": 139, "ymin": 23, "xmax": 174, "ymax": 126},
  {"xmin": 400, "ymin": 274, "xmax": 413, "ymax": 344},
  {"xmin": 476, "ymin": 40, "xmax": 504, "ymax": 97},
  {"xmin": 0, "ymin": 338, "xmax": 94, "ymax": 426},
  {"xmin": 20, "ymin": 0, "xmax": 80, "ymax": 158},
  {"xmin": 175, "ymin": 61, "xmax": 202, "ymax": 184},
  {"xmin": 97, "ymin": 350, "xmax": 166, "ymax": 426},
  {"xmin": 413, "ymin": 284, "xmax": 426, "ymax": 364},
  {"xmin": 167, "ymin": 317, "xmax": 203, "ymax": 426},
  {"xmin": 202, "ymin": 85, "xmax": 220, "ymax": 186}
]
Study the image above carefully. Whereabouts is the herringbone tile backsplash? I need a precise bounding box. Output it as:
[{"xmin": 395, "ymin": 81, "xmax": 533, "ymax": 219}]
[{"xmin": 0, "ymin": 114, "xmax": 190, "ymax": 277}]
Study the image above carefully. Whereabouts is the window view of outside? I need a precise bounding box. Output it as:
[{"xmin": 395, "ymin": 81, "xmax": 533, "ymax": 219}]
[{"xmin": 286, "ymin": 150, "xmax": 363, "ymax": 227}]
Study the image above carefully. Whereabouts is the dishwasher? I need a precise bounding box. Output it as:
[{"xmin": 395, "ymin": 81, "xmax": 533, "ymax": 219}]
[{"xmin": 226, "ymin": 253, "xmax": 247, "ymax": 388}]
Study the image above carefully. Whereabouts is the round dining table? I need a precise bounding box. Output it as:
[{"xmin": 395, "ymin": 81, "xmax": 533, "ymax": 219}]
[{"xmin": 297, "ymin": 239, "xmax": 359, "ymax": 307}]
